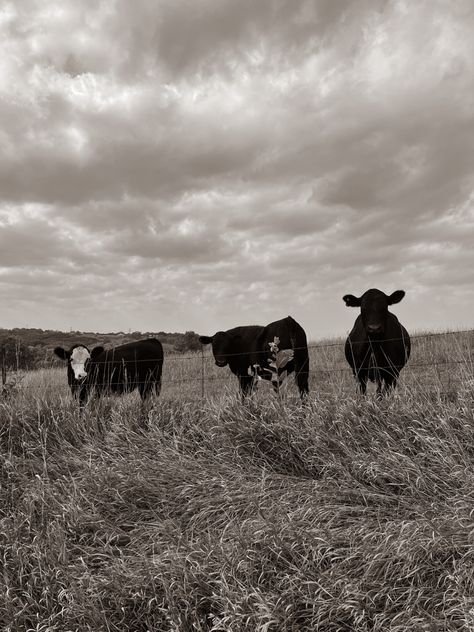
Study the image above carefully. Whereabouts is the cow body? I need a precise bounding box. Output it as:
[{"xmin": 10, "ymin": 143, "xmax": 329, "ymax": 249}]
[
  {"xmin": 343, "ymin": 289, "xmax": 410, "ymax": 395},
  {"xmin": 54, "ymin": 338, "xmax": 163, "ymax": 405},
  {"xmin": 251, "ymin": 316, "xmax": 309, "ymax": 398},
  {"xmin": 199, "ymin": 316, "xmax": 309, "ymax": 398},
  {"xmin": 199, "ymin": 325, "xmax": 265, "ymax": 396}
]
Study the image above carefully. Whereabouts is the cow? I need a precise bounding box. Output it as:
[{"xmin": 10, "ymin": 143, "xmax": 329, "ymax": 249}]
[
  {"xmin": 251, "ymin": 316, "xmax": 310, "ymax": 398},
  {"xmin": 54, "ymin": 338, "xmax": 164, "ymax": 405},
  {"xmin": 199, "ymin": 325, "xmax": 264, "ymax": 397},
  {"xmin": 343, "ymin": 289, "xmax": 410, "ymax": 395},
  {"xmin": 199, "ymin": 316, "xmax": 309, "ymax": 398}
]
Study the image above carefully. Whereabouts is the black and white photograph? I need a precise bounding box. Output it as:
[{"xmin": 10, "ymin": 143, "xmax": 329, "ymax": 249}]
[{"xmin": 1, "ymin": 1, "xmax": 473, "ymax": 630}]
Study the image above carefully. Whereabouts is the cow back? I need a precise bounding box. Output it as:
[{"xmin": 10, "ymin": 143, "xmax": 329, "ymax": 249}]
[
  {"xmin": 88, "ymin": 338, "xmax": 163, "ymax": 392},
  {"xmin": 252, "ymin": 316, "xmax": 309, "ymax": 376}
]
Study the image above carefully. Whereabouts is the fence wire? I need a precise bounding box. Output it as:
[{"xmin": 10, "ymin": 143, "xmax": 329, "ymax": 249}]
[
  {"xmin": 3, "ymin": 328, "xmax": 472, "ymax": 398},
  {"xmin": 27, "ymin": 327, "xmax": 474, "ymax": 365}
]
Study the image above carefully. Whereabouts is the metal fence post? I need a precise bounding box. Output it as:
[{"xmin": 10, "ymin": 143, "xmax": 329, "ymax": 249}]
[
  {"xmin": 201, "ymin": 347, "xmax": 205, "ymax": 398},
  {"xmin": 1, "ymin": 346, "xmax": 6, "ymax": 389}
]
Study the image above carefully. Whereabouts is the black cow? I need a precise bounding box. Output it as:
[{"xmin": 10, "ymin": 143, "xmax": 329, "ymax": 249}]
[
  {"xmin": 343, "ymin": 289, "xmax": 410, "ymax": 395},
  {"xmin": 251, "ymin": 316, "xmax": 310, "ymax": 398},
  {"xmin": 54, "ymin": 338, "xmax": 164, "ymax": 405},
  {"xmin": 199, "ymin": 325, "xmax": 264, "ymax": 396},
  {"xmin": 199, "ymin": 316, "xmax": 309, "ymax": 398}
]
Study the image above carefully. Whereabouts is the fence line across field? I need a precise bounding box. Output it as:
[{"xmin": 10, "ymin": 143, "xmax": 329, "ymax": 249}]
[
  {"xmin": 11, "ymin": 357, "xmax": 474, "ymax": 393},
  {"xmin": 1, "ymin": 328, "xmax": 471, "ymax": 397},
  {"xmin": 43, "ymin": 328, "xmax": 474, "ymax": 365}
]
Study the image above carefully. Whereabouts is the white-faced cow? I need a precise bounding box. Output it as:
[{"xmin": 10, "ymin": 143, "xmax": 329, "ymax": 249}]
[
  {"xmin": 343, "ymin": 289, "xmax": 410, "ymax": 395},
  {"xmin": 199, "ymin": 316, "xmax": 309, "ymax": 398},
  {"xmin": 54, "ymin": 338, "xmax": 163, "ymax": 405}
]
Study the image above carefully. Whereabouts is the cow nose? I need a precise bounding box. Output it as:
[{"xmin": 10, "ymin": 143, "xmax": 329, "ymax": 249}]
[
  {"xmin": 77, "ymin": 372, "xmax": 87, "ymax": 379},
  {"xmin": 367, "ymin": 325, "xmax": 382, "ymax": 334}
]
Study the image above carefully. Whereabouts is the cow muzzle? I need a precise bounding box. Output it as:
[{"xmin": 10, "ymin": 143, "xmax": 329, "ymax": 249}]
[
  {"xmin": 215, "ymin": 359, "xmax": 227, "ymax": 367},
  {"xmin": 367, "ymin": 325, "xmax": 384, "ymax": 339},
  {"xmin": 72, "ymin": 366, "xmax": 88, "ymax": 380}
]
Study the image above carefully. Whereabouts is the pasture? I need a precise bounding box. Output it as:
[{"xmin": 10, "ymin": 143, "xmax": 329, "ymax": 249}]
[{"xmin": 1, "ymin": 330, "xmax": 473, "ymax": 631}]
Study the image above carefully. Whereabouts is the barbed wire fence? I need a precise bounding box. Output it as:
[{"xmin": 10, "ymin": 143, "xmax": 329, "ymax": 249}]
[{"xmin": 6, "ymin": 328, "xmax": 474, "ymax": 400}]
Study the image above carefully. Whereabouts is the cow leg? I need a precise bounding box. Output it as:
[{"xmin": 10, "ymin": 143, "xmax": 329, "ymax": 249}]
[
  {"xmin": 239, "ymin": 375, "xmax": 255, "ymax": 399},
  {"xmin": 296, "ymin": 372, "xmax": 309, "ymax": 399},
  {"xmin": 154, "ymin": 378, "xmax": 162, "ymax": 398},
  {"xmin": 376, "ymin": 380, "xmax": 383, "ymax": 398},
  {"xmin": 294, "ymin": 352, "xmax": 310, "ymax": 400},
  {"xmin": 138, "ymin": 380, "xmax": 155, "ymax": 401},
  {"xmin": 357, "ymin": 373, "xmax": 368, "ymax": 395},
  {"xmin": 134, "ymin": 401, "xmax": 150, "ymax": 432},
  {"xmin": 135, "ymin": 382, "xmax": 155, "ymax": 432},
  {"xmin": 78, "ymin": 385, "xmax": 90, "ymax": 408},
  {"xmin": 382, "ymin": 374, "xmax": 397, "ymax": 395},
  {"xmin": 137, "ymin": 369, "xmax": 162, "ymax": 400}
]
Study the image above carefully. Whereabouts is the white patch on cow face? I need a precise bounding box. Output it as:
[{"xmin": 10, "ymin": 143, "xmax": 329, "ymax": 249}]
[{"xmin": 70, "ymin": 346, "xmax": 90, "ymax": 380}]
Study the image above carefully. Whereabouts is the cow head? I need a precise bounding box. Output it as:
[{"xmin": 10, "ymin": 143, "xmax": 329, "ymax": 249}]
[
  {"xmin": 54, "ymin": 344, "xmax": 105, "ymax": 380},
  {"xmin": 199, "ymin": 332, "xmax": 234, "ymax": 367},
  {"xmin": 343, "ymin": 289, "xmax": 405, "ymax": 337},
  {"xmin": 54, "ymin": 344, "xmax": 91, "ymax": 381}
]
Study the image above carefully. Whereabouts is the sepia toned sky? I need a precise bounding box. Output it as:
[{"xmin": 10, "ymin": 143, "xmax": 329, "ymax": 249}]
[{"xmin": 0, "ymin": 0, "xmax": 473, "ymax": 339}]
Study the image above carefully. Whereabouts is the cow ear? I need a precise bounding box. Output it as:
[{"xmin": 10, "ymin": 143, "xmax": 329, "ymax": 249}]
[
  {"xmin": 90, "ymin": 346, "xmax": 105, "ymax": 359},
  {"xmin": 388, "ymin": 290, "xmax": 405, "ymax": 305},
  {"xmin": 343, "ymin": 294, "xmax": 361, "ymax": 307},
  {"xmin": 54, "ymin": 347, "xmax": 69, "ymax": 361},
  {"xmin": 199, "ymin": 336, "xmax": 213, "ymax": 345}
]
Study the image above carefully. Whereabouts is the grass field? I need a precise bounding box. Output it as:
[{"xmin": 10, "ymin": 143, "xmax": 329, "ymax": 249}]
[{"xmin": 1, "ymin": 331, "xmax": 473, "ymax": 631}]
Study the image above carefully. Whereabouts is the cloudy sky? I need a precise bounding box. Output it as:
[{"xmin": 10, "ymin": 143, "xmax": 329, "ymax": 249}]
[{"xmin": 0, "ymin": 0, "xmax": 473, "ymax": 339}]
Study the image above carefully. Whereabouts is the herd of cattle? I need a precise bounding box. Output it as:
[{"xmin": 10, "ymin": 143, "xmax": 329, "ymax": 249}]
[{"xmin": 54, "ymin": 288, "xmax": 411, "ymax": 404}]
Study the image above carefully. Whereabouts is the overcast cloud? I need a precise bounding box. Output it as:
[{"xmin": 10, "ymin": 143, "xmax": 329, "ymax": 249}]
[{"xmin": 0, "ymin": 0, "xmax": 473, "ymax": 338}]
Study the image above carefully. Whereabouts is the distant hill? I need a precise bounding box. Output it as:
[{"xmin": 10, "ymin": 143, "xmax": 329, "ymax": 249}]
[{"xmin": 0, "ymin": 328, "xmax": 201, "ymax": 370}]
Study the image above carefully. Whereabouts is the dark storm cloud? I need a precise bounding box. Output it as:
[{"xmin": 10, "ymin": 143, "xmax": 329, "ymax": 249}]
[{"xmin": 0, "ymin": 0, "xmax": 473, "ymax": 334}]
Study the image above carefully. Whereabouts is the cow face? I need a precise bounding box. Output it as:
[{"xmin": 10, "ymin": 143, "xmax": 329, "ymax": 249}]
[
  {"xmin": 54, "ymin": 344, "xmax": 91, "ymax": 381},
  {"xmin": 343, "ymin": 289, "xmax": 405, "ymax": 337},
  {"xmin": 199, "ymin": 332, "xmax": 233, "ymax": 367}
]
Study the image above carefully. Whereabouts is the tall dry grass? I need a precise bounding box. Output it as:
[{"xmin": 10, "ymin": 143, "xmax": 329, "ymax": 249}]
[{"xmin": 0, "ymin": 330, "xmax": 473, "ymax": 630}]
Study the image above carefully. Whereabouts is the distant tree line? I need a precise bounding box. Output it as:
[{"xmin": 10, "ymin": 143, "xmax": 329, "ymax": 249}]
[{"xmin": 0, "ymin": 328, "xmax": 203, "ymax": 372}]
